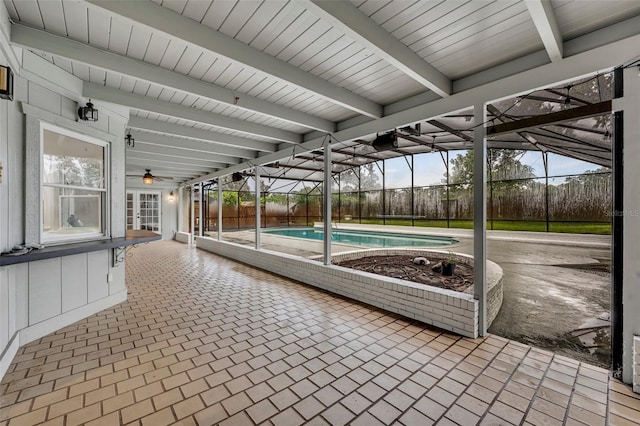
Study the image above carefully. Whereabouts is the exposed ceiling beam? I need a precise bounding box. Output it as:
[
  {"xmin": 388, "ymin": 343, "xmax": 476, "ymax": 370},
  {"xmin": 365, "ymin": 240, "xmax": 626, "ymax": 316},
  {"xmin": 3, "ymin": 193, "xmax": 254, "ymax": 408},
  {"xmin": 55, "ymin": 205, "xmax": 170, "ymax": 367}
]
[
  {"xmin": 302, "ymin": 0, "xmax": 451, "ymax": 97},
  {"xmin": 487, "ymin": 103, "xmax": 540, "ymax": 148},
  {"xmin": 128, "ymin": 117, "xmax": 276, "ymax": 153},
  {"xmin": 127, "ymin": 157, "xmax": 219, "ymax": 173},
  {"xmin": 83, "ymin": 83, "xmax": 301, "ymax": 144},
  {"xmin": 188, "ymin": 30, "xmax": 639, "ymax": 185},
  {"xmin": 426, "ymin": 120, "xmax": 473, "ymax": 142},
  {"xmin": 487, "ymin": 100, "xmax": 611, "ymax": 136},
  {"xmin": 11, "ymin": 24, "xmax": 334, "ymax": 133},
  {"xmin": 126, "ymin": 161, "xmax": 213, "ymax": 175},
  {"xmin": 131, "ymin": 142, "xmax": 242, "ymax": 164},
  {"xmin": 128, "ymin": 147, "xmax": 237, "ymax": 165},
  {"xmin": 127, "ymin": 152, "xmax": 230, "ymax": 170},
  {"xmin": 86, "ymin": 0, "xmax": 383, "ymax": 118},
  {"xmin": 129, "ymin": 130, "xmax": 257, "ymax": 160},
  {"xmin": 544, "ymin": 88, "xmax": 591, "ymax": 105},
  {"xmin": 525, "ymin": 0, "xmax": 563, "ymax": 62}
]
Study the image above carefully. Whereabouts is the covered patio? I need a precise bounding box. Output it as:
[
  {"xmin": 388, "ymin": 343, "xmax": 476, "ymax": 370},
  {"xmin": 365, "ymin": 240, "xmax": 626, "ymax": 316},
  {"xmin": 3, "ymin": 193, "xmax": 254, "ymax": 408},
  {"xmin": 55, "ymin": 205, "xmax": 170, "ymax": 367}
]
[
  {"xmin": 2, "ymin": 0, "xmax": 640, "ymax": 424},
  {"xmin": 1, "ymin": 240, "xmax": 638, "ymax": 425}
]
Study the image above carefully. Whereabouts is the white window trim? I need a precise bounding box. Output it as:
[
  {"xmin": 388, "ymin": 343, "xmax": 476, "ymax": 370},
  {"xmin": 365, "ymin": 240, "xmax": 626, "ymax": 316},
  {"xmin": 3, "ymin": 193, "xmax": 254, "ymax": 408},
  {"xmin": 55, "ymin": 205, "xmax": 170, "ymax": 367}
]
[{"xmin": 39, "ymin": 121, "xmax": 111, "ymax": 245}]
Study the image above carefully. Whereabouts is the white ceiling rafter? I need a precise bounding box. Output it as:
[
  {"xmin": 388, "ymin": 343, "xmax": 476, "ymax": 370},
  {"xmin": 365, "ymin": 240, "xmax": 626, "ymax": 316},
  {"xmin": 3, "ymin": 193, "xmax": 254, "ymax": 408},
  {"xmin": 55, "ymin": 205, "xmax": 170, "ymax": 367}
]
[
  {"xmin": 10, "ymin": 24, "xmax": 335, "ymax": 133},
  {"xmin": 525, "ymin": 0, "xmax": 563, "ymax": 62},
  {"xmin": 127, "ymin": 117, "xmax": 277, "ymax": 153},
  {"xmin": 126, "ymin": 152, "xmax": 229, "ymax": 170},
  {"xmin": 187, "ymin": 29, "xmax": 640, "ymax": 185},
  {"xmin": 83, "ymin": 83, "xmax": 301, "ymax": 144},
  {"xmin": 128, "ymin": 130, "xmax": 257, "ymax": 160},
  {"xmin": 126, "ymin": 161, "xmax": 209, "ymax": 174},
  {"xmin": 129, "ymin": 142, "xmax": 241, "ymax": 164},
  {"xmin": 126, "ymin": 159, "xmax": 214, "ymax": 174},
  {"xmin": 302, "ymin": 0, "xmax": 451, "ymax": 97},
  {"xmin": 85, "ymin": 0, "xmax": 383, "ymax": 119}
]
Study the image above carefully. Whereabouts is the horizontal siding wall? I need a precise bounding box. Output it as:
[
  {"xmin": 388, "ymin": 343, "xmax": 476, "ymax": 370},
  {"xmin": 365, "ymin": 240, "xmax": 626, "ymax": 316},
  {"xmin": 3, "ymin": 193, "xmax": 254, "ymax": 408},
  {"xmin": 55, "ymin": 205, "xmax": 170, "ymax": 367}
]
[
  {"xmin": 196, "ymin": 237, "xmax": 479, "ymax": 338},
  {"xmin": 0, "ymin": 42, "xmax": 129, "ymax": 379},
  {"xmin": 0, "ymin": 249, "xmax": 127, "ymax": 379}
]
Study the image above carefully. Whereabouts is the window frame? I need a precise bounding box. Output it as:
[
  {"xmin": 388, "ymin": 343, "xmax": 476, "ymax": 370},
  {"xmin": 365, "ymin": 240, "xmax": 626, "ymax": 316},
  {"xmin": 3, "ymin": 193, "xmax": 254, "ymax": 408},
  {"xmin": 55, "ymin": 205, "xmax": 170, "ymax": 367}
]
[{"xmin": 39, "ymin": 121, "xmax": 111, "ymax": 245}]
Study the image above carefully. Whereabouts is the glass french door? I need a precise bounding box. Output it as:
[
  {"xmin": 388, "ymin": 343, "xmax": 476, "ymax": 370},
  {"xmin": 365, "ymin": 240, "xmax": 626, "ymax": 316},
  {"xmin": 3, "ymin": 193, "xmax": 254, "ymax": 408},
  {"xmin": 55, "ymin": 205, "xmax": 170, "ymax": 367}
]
[{"xmin": 127, "ymin": 191, "xmax": 161, "ymax": 234}]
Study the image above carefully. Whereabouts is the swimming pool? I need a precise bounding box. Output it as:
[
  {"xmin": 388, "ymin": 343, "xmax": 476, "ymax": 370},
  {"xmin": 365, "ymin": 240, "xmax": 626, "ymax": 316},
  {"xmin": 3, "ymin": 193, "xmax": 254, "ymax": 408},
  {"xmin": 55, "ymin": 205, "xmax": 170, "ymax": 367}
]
[{"xmin": 262, "ymin": 228, "xmax": 457, "ymax": 248}]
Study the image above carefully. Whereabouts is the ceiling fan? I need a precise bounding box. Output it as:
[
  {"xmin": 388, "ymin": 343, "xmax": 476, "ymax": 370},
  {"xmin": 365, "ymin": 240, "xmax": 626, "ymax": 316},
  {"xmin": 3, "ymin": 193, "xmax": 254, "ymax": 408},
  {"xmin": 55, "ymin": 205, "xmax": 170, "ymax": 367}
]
[{"xmin": 126, "ymin": 169, "xmax": 174, "ymax": 185}]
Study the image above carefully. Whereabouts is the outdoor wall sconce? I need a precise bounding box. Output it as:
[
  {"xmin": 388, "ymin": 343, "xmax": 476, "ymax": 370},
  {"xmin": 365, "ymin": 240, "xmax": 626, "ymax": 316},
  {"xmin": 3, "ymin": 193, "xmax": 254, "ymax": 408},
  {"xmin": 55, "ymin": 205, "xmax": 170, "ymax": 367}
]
[
  {"xmin": 0, "ymin": 65, "xmax": 14, "ymax": 100},
  {"xmin": 125, "ymin": 131, "xmax": 135, "ymax": 147},
  {"xmin": 78, "ymin": 99, "xmax": 98, "ymax": 121},
  {"xmin": 168, "ymin": 191, "xmax": 175, "ymax": 202},
  {"xmin": 231, "ymin": 172, "xmax": 243, "ymax": 182}
]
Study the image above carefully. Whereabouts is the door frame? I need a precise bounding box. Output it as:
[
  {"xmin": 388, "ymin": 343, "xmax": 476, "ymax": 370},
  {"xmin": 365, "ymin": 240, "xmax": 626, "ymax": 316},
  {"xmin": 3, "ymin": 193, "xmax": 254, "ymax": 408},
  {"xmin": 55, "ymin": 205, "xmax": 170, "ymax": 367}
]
[{"xmin": 127, "ymin": 190, "xmax": 162, "ymax": 235}]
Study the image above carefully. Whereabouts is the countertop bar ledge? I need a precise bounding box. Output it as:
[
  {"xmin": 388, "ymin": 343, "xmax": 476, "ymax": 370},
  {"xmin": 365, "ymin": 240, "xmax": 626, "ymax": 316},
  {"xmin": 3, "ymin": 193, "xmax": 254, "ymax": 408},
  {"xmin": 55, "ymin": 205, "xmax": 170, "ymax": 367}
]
[{"xmin": 0, "ymin": 231, "xmax": 161, "ymax": 266}]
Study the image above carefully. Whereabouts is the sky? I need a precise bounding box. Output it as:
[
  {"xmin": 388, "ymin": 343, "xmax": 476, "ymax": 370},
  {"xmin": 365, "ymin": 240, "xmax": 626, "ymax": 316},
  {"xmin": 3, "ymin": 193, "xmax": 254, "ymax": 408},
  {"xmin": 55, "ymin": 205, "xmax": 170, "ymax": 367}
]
[
  {"xmin": 226, "ymin": 150, "xmax": 605, "ymax": 193},
  {"xmin": 383, "ymin": 150, "xmax": 604, "ymax": 189}
]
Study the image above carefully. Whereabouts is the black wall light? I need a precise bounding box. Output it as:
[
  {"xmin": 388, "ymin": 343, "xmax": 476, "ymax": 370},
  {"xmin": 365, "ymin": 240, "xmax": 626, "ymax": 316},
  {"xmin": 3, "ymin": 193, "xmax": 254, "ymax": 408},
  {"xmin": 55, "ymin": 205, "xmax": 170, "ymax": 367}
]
[
  {"xmin": 231, "ymin": 172, "xmax": 243, "ymax": 182},
  {"xmin": 125, "ymin": 131, "xmax": 135, "ymax": 147},
  {"xmin": 0, "ymin": 65, "xmax": 14, "ymax": 100},
  {"xmin": 78, "ymin": 99, "xmax": 98, "ymax": 121}
]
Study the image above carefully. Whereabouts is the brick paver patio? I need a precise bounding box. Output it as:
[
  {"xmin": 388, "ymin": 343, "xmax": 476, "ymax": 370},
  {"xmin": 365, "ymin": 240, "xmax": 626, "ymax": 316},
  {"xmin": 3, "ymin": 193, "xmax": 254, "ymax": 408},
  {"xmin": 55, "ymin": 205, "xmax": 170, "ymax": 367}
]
[{"xmin": 1, "ymin": 240, "xmax": 638, "ymax": 425}]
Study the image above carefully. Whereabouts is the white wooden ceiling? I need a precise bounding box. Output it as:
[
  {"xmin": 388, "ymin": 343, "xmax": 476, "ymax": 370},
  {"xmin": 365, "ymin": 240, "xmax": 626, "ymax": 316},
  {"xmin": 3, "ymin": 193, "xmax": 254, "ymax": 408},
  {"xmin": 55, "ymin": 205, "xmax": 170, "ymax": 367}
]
[{"xmin": 4, "ymin": 0, "xmax": 640, "ymax": 187}]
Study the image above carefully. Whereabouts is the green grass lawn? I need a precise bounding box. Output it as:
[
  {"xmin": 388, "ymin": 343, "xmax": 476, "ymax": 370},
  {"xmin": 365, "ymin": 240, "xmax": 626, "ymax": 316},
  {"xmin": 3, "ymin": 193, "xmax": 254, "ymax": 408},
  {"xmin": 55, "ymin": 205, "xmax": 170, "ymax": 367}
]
[{"xmin": 349, "ymin": 219, "xmax": 611, "ymax": 235}]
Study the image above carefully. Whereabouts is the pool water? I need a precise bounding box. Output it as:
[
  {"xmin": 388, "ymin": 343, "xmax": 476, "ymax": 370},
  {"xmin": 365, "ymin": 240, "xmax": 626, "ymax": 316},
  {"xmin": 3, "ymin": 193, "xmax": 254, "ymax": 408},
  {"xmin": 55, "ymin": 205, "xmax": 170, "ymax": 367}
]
[{"xmin": 262, "ymin": 228, "xmax": 457, "ymax": 248}]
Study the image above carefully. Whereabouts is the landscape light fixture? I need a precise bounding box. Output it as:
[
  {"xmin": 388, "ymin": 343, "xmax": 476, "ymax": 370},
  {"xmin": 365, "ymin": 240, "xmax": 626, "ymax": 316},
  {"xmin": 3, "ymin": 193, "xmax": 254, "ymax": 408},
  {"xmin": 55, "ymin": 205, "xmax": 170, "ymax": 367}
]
[
  {"xmin": 125, "ymin": 131, "xmax": 135, "ymax": 147},
  {"xmin": 371, "ymin": 130, "xmax": 398, "ymax": 152},
  {"xmin": 143, "ymin": 169, "xmax": 154, "ymax": 185},
  {"xmin": 78, "ymin": 99, "xmax": 98, "ymax": 121},
  {"xmin": 0, "ymin": 65, "xmax": 14, "ymax": 100}
]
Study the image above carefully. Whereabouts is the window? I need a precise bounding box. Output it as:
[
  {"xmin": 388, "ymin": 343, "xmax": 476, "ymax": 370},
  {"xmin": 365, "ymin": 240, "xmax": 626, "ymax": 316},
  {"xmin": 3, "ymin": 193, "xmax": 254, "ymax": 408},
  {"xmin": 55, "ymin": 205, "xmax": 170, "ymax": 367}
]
[{"xmin": 41, "ymin": 123, "xmax": 109, "ymax": 243}]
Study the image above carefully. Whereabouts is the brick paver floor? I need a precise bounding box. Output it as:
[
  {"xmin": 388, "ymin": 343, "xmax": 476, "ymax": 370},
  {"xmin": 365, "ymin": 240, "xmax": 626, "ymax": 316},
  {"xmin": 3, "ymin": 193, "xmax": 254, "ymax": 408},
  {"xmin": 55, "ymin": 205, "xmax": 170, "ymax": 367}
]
[{"xmin": 1, "ymin": 240, "xmax": 639, "ymax": 425}]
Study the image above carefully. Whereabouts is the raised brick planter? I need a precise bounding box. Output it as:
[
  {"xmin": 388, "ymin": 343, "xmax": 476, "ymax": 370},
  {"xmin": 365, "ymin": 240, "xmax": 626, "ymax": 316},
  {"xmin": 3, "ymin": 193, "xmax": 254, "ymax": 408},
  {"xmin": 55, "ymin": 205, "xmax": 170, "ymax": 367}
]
[{"xmin": 196, "ymin": 238, "xmax": 503, "ymax": 338}]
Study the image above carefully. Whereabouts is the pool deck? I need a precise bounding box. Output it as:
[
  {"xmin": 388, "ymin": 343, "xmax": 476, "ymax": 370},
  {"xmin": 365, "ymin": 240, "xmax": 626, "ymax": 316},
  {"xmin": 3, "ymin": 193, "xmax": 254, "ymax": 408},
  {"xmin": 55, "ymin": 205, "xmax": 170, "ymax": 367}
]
[{"xmin": 218, "ymin": 223, "xmax": 609, "ymax": 257}]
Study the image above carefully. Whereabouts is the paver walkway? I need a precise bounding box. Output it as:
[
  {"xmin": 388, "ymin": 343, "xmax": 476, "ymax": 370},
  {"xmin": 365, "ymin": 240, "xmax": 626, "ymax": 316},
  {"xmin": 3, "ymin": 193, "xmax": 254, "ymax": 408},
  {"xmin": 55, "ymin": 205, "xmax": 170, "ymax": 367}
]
[{"xmin": 1, "ymin": 240, "xmax": 638, "ymax": 425}]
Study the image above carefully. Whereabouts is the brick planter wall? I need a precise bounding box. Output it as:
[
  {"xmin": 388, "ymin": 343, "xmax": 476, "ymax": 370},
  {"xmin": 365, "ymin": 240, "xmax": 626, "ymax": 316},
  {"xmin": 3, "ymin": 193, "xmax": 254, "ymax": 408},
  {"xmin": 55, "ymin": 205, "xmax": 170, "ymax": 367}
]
[{"xmin": 196, "ymin": 238, "xmax": 504, "ymax": 338}]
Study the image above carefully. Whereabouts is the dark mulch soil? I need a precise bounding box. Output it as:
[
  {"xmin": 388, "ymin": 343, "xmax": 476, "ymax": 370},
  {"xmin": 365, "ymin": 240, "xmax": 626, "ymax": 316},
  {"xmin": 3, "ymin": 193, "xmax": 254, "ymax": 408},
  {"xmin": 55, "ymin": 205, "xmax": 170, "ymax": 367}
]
[{"xmin": 335, "ymin": 255, "xmax": 474, "ymax": 293}]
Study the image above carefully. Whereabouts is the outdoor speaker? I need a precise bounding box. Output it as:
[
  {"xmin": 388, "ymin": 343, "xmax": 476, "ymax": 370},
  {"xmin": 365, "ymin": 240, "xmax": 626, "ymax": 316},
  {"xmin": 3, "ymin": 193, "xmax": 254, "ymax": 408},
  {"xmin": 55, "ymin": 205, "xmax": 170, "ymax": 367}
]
[{"xmin": 371, "ymin": 131, "xmax": 398, "ymax": 151}]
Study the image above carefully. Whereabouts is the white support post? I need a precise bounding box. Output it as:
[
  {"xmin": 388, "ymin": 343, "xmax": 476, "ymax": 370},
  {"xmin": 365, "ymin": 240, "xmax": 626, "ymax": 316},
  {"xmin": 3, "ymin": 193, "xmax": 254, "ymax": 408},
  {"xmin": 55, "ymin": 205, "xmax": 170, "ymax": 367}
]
[
  {"xmin": 323, "ymin": 138, "xmax": 332, "ymax": 265},
  {"xmin": 217, "ymin": 181, "xmax": 222, "ymax": 241},
  {"xmin": 618, "ymin": 66, "xmax": 640, "ymax": 387},
  {"xmin": 473, "ymin": 103, "xmax": 488, "ymax": 337},
  {"xmin": 198, "ymin": 182, "xmax": 203, "ymax": 237},
  {"xmin": 177, "ymin": 187, "xmax": 183, "ymax": 233},
  {"xmin": 255, "ymin": 168, "xmax": 261, "ymax": 250},
  {"xmin": 190, "ymin": 185, "xmax": 195, "ymax": 244}
]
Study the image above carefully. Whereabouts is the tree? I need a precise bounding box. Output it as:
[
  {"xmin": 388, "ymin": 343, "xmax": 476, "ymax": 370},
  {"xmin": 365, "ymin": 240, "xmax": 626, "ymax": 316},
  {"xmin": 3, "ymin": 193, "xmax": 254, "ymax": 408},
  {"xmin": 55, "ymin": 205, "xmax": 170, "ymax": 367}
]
[
  {"xmin": 339, "ymin": 163, "xmax": 382, "ymax": 192},
  {"xmin": 222, "ymin": 191, "xmax": 239, "ymax": 206},
  {"xmin": 446, "ymin": 150, "xmax": 536, "ymax": 191}
]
